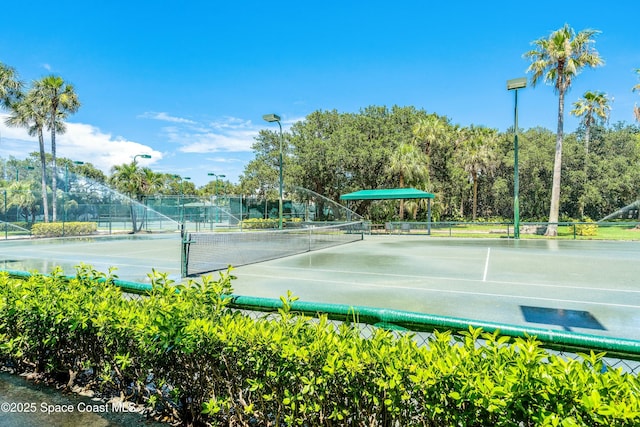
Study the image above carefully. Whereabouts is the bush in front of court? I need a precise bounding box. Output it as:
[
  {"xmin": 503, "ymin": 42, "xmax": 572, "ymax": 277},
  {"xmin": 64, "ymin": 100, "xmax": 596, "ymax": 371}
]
[
  {"xmin": 576, "ymin": 217, "xmax": 598, "ymax": 236},
  {"xmin": 240, "ymin": 217, "xmax": 279, "ymax": 229},
  {"xmin": 0, "ymin": 267, "xmax": 639, "ymax": 426},
  {"xmin": 240, "ymin": 217, "xmax": 302, "ymax": 229},
  {"xmin": 31, "ymin": 221, "xmax": 97, "ymax": 237}
]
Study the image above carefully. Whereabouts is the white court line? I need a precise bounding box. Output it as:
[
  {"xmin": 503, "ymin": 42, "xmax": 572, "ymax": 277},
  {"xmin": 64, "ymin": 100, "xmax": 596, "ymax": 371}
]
[
  {"xmin": 482, "ymin": 247, "xmax": 490, "ymax": 281},
  {"xmin": 236, "ymin": 271, "xmax": 640, "ymax": 309}
]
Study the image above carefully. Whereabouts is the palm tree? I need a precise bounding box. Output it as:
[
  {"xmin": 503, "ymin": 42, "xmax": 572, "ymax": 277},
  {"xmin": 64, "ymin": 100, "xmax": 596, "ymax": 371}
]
[
  {"xmin": 570, "ymin": 91, "xmax": 611, "ymax": 155},
  {"xmin": 524, "ymin": 24, "xmax": 604, "ymax": 236},
  {"xmin": 412, "ymin": 114, "xmax": 445, "ymax": 156},
  {"xmin": 0, "ymin": 62, "xmax": 22, "ymax": 108},
  {"xmin": 387, "ymin": 142, "xmax": 429, "ymax": 219},
  {"xmin": 110, "ymin": 162, "xmax": 145, "ymax": 233},
  {"xmin": 32, "ymin": 75, "xmax": 80, "ymax": 222},
  {"xmin": 140, "ymin": 168, "xmax": 164, "ymax": 196},
  {"xmin": 6, "ymin": 180, "xmax": 37, "ymax": 222},
  {"xmin": 570, "ymin": 91, "xmax": 611, "ymax": 218},
  {"xmin": 110, "ymin": 162, "xmax": 143, "ymax": 197},
  {"xmin": 5, "ymin": 89, "xmax": 50, "ymax": 222},
  {"xmin": 633, "ymin": 69, "xmax": 640, "ymax": 122},
  {"xmin": 139, "ymin": 168, "xmax": 165, "ymax": 228},
  {"xmin": 457, "ymin": 127, "xmax": 499, "ymax": 220}
]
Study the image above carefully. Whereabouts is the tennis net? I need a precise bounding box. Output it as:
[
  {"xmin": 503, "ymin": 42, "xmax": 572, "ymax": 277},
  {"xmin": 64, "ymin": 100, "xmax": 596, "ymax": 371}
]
[{"xmin": 182, "ymin": 221, "xmax": 366, "ymax": 276}]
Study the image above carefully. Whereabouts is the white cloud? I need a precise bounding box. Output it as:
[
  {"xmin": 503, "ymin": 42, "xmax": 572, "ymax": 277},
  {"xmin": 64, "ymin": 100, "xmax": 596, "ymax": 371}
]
[
  {"xmin": 178, "ymin": 128, "xmax": 258, "ymax": 153},
  {"xmin": 141, "ymin": 113, "xmax": 287, "ymax": 154},
  {"xmin": 0, "ymin": 111, "xmax": 287, "ymax": 184},
  {"xmin": 209, "ymin": 116, "xmax": 253, "ymax": 130},
  {"xmin": 0, "ymin": 114, "xmax": 161, "ymax": 173},
  {"xmin": 153, "ymin": 115, "xmax": 261, "ymax": 153},
  {"xmin": 204, "ymin": 156, "xmax": 244, "ymax": 163},
  {"xmin": 139, "ymin": 111, "xmax": 196, "ymax": 124}
]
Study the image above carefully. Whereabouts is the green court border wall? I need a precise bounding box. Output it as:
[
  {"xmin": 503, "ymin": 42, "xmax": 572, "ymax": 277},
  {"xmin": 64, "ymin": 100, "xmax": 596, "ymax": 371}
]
[{"xmin": 3, "ymin": 269, "xmax": 640, "ymax": 364}]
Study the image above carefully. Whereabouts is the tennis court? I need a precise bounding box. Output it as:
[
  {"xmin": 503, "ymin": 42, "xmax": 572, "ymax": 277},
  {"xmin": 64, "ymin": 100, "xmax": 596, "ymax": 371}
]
[
  {"xmin": 228, "ymin": 236, "xmax": 640, "ymax": 340},
  {"xmin": 0, "ymin": 233, "xmax": 182, "ymax": 283},
  {"xmin": 1, "ymin": 233, "xmax": 638, "ymax": 340}
]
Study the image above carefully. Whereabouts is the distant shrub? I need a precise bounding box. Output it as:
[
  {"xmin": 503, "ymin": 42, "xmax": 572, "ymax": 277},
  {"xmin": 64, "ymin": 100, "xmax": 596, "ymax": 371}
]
[
  {"xmin": 241, "ymin": 217, "xmax": 302, "ymax": 229},
  {"xmin": 31, "ymin": 222, "xmax": 97, "ymax": 237},
  {"xmin": 240, "ymin": 218, "xmax": 278, "ymax": 229},
  {"xmin": 576, "ymin": 218, "xmax": 598, "ymax": 236}
]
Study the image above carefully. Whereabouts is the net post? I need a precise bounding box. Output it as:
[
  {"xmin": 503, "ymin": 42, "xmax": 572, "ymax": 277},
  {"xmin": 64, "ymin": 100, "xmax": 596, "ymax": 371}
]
[{"xmin": 181, "ymin": 232, "xmax": 190, "ymax": 277}]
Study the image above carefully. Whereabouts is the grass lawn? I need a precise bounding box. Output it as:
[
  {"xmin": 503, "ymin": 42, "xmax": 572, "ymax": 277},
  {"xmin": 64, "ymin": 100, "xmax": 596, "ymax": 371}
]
[{"xmin": 408, "ymin": 222, "xmax": 640, "ymax": 241}]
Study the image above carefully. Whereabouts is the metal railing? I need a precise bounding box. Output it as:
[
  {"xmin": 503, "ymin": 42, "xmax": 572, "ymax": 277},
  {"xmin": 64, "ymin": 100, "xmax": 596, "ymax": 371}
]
[
  {"xmin": 4, "ymin": 269, "xmax": 639, "ymax": 373},
  {"xmin": 379, "ymin": 220, "xmax": 639, "ymax": 240},
  {"xmin": 103, "ymin": 275, "xmax": 640, "ymax": 374}
]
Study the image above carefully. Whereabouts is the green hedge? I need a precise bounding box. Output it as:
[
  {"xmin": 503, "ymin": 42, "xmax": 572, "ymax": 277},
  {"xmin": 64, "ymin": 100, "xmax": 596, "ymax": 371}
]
[
  {"xmin": 576, "ymin": 219, "xmax": 598, "ymax": 237},
  {"xmin": 0, "ymin": 267, "xmax": 638, "ymax": 426},
  {"xmin": 240, "ymin": 217, "xmax": 302, "ymax": 229},
  {"xmin": 31, "ymin": 222, "xmax": 97, "ymax": 237}
]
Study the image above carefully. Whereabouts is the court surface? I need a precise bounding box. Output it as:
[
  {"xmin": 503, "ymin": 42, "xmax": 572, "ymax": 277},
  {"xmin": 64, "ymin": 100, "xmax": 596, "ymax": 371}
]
[
  {"xmin": 1, "ymin": 233, "xmax": 638, "ymax": 340},
  {"xmin": 228, "ymin": 235, "xmax": 640, "ymax": 340},
  {"xmin": 0, "ymin": 233, "xmax": 182, "ymax": 283}
]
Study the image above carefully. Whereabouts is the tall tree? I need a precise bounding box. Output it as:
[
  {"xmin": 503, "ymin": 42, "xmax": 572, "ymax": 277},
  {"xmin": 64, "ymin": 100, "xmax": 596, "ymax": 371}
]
[
  {"xmin": 140, "ymin": 168, "xmax": 164, "ymax": 197},
  {"xmin": 525, "ymin": 24, "xmax": 604, "ymax": 236},
  {"xmin": 412, "ymin": 114, "xmax": 446, "ymax": 156},
  {"xmin": 387, "ymin": 141, "xmax": 429, "ymax": 219},
  {"xmin": 633, "ymin": 69, "xmax": 640, "ymax": 122},
  {"xmin": 5, "ymin": 89, "xmax": 50, "ymax": 222},
  {"xmin": 570, "ymin": 91, "xmax": 611, "ymax": 155},
  {"xmin": 238, "ymin": 129, "xmax": 287, "ymax": 197},
  {"xmin": 458, "ymin": 127, "xmax": 499, "ymax": 220},
  {"xmin": 32, "ymin": 75, "xmax": 80, "ymax": 221},
  {"xmin": 109, "ymin": 162, "xmax": 145, "ymax": 233},
  {"xmin": 6, "ymin": 180, "xmax": 37, "ymax": 222},
  {"xmin": 0, "ymin": 62, "xmax": 22, "ymax": 108},
  {"xmin": 570, "ymin": 91, "xmax": 611, "ymax": 218}
]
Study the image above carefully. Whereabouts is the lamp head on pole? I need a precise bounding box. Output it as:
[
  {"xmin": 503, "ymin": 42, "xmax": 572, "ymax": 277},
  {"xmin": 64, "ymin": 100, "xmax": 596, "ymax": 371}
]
[
  {"xmin": 507, "ymin": 77, "xmax": 527, "ymax": 91},
  {"xmin": 133, "ymin": 154, "xmax": 152, "ymax": 164},
  {"xmin": 262, "ymin": 113, "xmax": 281, "ymax": 123}
]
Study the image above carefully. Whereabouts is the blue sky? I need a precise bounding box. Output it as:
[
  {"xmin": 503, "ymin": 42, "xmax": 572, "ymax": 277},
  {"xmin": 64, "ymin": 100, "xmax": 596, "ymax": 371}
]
[{"xmin": 1, "ymin": 1, "xmax": 638, "ymax": 186}]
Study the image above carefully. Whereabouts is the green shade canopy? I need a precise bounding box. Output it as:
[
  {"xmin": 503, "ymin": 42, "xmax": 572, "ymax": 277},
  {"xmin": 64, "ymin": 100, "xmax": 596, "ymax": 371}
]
[{"xmin": 340, "ymin": 188, "xmax": 435, "ymax": 200}]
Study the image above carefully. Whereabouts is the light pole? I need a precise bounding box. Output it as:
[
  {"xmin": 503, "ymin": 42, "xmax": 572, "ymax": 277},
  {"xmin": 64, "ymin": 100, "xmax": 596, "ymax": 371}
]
[
  {"xmin": 263, "ymin": 113, "xmax": 284, "ymax": 229},
  {"xmin": 171, "ymin": 175, "xmax": 183, "ymax": 224},
  {"xmin": 181, "ymin": 176, "xmax": 191, "ymax": 224},
  {"xmin": 133, "ymin": 154, "xmax": 151, "ymax": 164},
  {"xmin": 3, "ymin": 189, "xmax": 6, "ymax": 239},
  {"xmin": 507, "ymin": 77, "xmax": 527, "ymax": 239},
  {"xmin": 208, "ymin": 173, "xmax": 226, "ymax": 223},
  {"xmin": 15, "ymin": 165, "xmax": 35, "ymax": 181},
  {"xmin": 65, "ymin": 161, "xmax": 84, "ymax": 193},
  {"xmin": 63, "ymin": 161, "xmax": 84, "ymax": 224}
]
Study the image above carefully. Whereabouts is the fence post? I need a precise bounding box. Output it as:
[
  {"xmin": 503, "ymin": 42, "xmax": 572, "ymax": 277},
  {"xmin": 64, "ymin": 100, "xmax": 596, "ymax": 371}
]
[{"xmin": 4, "ymin": 190, "xmax": 7, "ymax": 240}]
